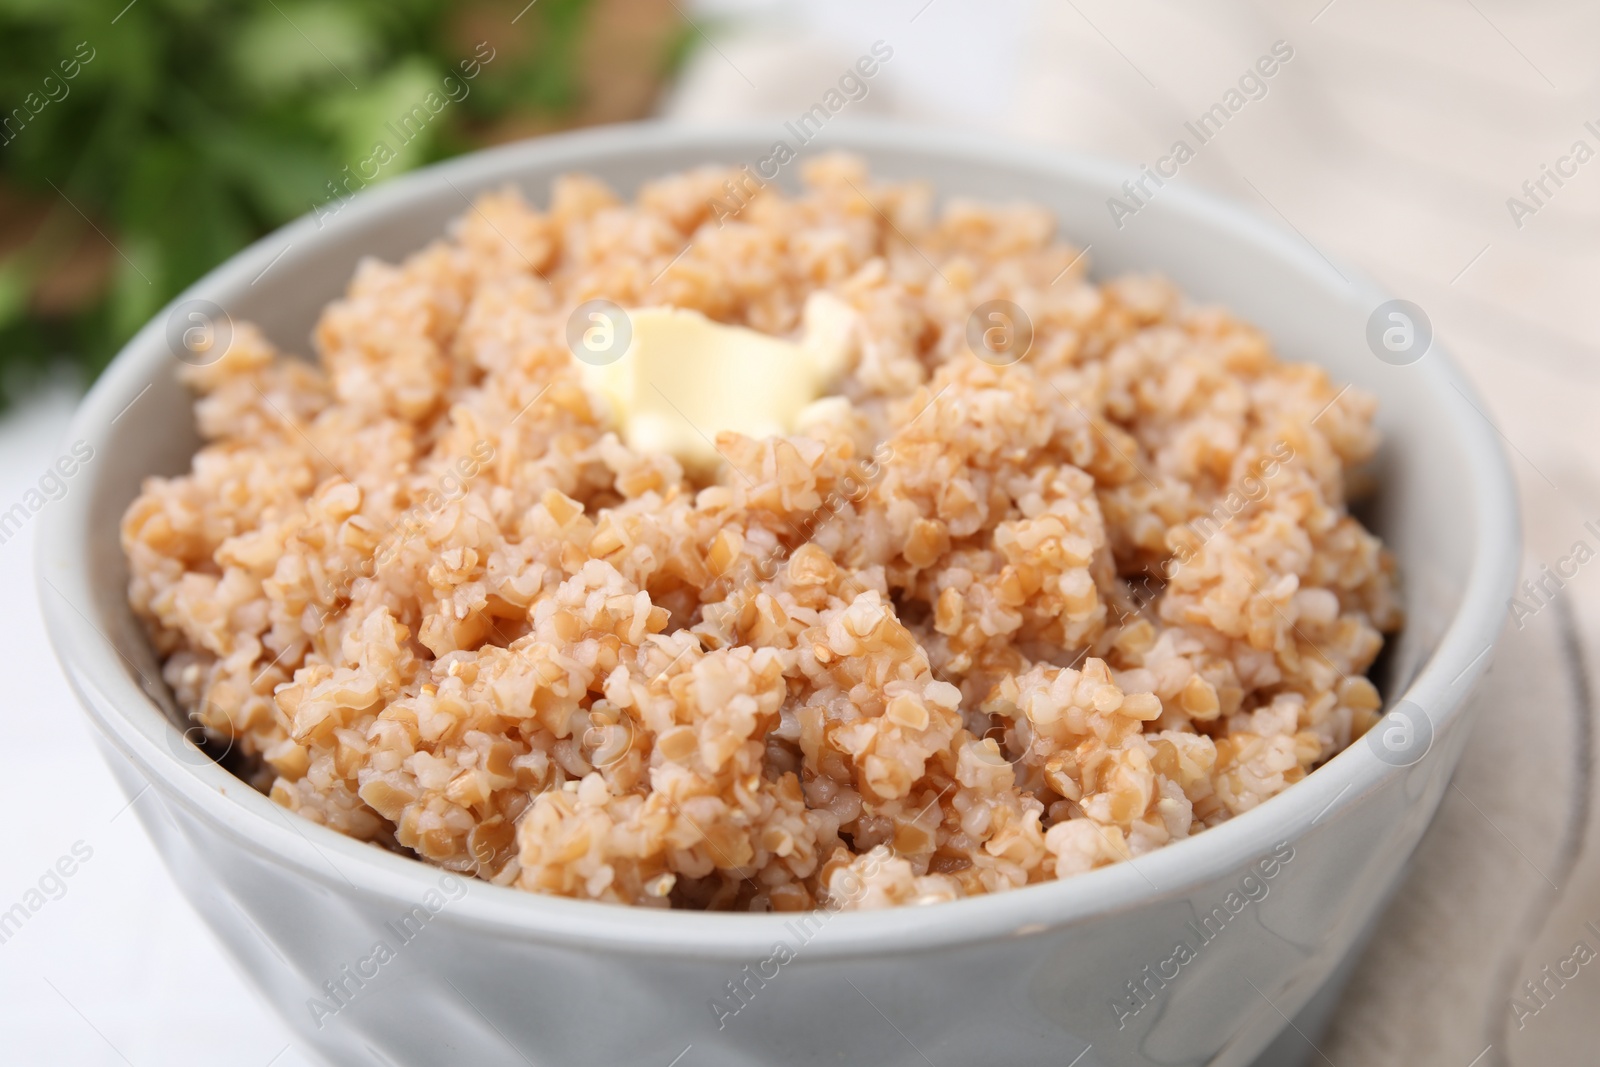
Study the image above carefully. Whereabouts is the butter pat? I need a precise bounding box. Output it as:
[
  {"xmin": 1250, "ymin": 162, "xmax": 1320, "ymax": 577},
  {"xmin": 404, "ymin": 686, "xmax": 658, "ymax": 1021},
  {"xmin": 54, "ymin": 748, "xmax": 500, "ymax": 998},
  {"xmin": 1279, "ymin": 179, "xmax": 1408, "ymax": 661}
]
[{"xmin": 581, "ymin": 293, "xmax": 858, "ymax": 471}]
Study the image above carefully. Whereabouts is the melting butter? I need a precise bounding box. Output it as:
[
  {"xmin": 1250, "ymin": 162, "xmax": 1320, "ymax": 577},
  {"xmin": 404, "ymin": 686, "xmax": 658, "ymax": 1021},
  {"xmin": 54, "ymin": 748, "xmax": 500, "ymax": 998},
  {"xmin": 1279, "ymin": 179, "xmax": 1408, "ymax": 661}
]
[{"xmin": 580, "ymin": 293, "xmax": 858, "ymax": 471}]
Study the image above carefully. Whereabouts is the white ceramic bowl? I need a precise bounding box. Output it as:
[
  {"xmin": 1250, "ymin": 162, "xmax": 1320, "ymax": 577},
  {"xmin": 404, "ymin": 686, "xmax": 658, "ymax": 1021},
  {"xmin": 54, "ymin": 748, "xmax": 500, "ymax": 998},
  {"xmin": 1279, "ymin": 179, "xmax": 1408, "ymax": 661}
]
[{"xmin": 38, "ymin": 121, "xmax": 1518, "ymax": 1067}]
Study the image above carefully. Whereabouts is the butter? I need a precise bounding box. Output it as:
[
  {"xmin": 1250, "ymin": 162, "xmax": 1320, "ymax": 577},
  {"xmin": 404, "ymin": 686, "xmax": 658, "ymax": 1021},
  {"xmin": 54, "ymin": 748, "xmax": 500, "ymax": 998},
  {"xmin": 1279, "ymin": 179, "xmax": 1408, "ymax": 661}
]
[{"xmin": 580, "ymin": 292, "xmax": 858, "ymax": 471}]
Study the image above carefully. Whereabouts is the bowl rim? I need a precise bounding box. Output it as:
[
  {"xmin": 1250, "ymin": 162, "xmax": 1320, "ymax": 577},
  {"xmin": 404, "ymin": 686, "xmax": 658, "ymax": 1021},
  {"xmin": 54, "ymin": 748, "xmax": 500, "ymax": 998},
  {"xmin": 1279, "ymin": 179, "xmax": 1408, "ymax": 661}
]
[{"xmin": 37, "ymin": 117, "xmax": 1520, "ymax": 960}]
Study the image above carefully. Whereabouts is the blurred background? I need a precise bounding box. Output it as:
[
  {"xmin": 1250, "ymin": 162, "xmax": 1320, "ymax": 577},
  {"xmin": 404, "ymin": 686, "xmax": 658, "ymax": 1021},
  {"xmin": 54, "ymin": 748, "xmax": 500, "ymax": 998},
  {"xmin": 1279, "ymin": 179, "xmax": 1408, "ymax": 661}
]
[
  {"xmin": 3, "ymin": 1, "xmax": 1597, "ymax": 1064},
  {"xmin": 0, "ymin": 0, "xmax": 690, "ymax": 406}
]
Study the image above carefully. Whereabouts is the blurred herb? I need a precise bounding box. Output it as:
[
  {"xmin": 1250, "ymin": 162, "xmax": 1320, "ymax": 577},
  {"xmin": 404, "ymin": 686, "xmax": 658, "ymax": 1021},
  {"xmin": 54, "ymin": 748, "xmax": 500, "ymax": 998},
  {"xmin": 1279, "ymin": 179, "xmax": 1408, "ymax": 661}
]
[{"xmin": 0, "ymin": 0, "xmax": 678, "ymax": 408}]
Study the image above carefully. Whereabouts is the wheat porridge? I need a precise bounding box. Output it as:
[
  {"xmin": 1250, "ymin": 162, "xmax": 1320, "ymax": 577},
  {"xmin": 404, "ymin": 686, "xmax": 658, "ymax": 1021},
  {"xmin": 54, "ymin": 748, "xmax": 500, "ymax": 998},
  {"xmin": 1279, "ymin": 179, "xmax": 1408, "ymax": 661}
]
[{"xmin": 122, "ymin": 155, "xmax": 1400, "ymax": 911}]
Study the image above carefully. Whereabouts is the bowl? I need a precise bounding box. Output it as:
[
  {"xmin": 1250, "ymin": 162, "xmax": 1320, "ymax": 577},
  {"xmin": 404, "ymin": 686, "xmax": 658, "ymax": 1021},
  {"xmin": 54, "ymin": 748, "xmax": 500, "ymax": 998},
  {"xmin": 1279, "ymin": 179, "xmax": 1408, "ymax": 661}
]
[{"xmin": 37, "ymin": 120, "xmax": 1519, "ymax": 1067}]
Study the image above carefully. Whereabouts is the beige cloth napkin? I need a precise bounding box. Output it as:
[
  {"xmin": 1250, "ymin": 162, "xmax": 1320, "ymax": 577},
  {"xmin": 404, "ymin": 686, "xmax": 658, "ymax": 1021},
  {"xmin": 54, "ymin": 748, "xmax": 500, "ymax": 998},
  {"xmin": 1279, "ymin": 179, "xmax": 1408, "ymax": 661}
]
[{"xmin": 667, "ymin": 3, "xmax": 1600, "ymax": 1063}]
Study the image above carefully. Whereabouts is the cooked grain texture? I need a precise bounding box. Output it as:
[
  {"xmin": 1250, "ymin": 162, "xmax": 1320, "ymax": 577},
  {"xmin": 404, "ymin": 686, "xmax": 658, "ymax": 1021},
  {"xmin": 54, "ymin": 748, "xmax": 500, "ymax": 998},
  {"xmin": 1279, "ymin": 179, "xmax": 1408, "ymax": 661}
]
[{"xmin": 123, "ymin": 155, "xmax": 1399, "ymax": 910}]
